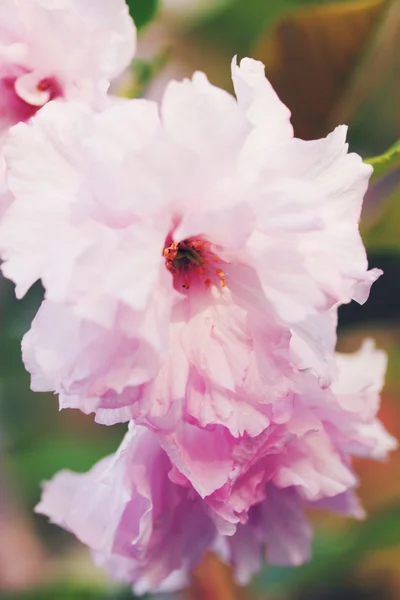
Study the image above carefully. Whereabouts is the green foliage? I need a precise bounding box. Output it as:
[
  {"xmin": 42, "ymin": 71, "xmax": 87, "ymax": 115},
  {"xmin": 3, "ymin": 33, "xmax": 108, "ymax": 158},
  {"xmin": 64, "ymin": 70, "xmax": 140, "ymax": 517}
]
[
  {"xmin": 9, "ymin": 434, "xmax": 122, "ymax": 507},
  {"xmin": 353, "ymin": 504, "xmax": 400, "ymax": 553},
  {"xmin": 192, "ymin": 0, "xmax": 291, "ymax": 54},
  {"xmin": 1, "ymin": 581, "xmax": 146, "ymax": 600},
  {"xmin": 361, "ymin": 140, "xmax": 400, "ymax": 254},
  {"xmin": 362, "ymin": 188, "xmax": 400, "ymax": 255},
  {"xmin": 365, "ymin": 140, "xmax": 400, "ymax": 183},
  {"xmin": 130, "ymin": 50, "xmax": 170, "ymax": 97},
  {"xmin": 193, "ymin": 0, "xmax": 361, "ymax": 54},
  {"xmin": 126, "ymin": 0, "xmax": 158, "ymax": 30}
]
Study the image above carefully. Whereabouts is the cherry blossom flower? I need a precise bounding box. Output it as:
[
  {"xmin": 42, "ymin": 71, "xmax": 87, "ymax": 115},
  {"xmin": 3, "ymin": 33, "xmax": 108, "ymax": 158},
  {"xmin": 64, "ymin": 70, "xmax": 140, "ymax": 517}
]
[
  {"xmin": 0, "ymin": 0, "xmax": 136, "ymax": 139},
  {"xmin": 36, "ymin": 341, "xmax": 395, "ymax": 592},
  {"xmin": 0, "ymin": 57, "xmax": 380, "ymax": 432}
]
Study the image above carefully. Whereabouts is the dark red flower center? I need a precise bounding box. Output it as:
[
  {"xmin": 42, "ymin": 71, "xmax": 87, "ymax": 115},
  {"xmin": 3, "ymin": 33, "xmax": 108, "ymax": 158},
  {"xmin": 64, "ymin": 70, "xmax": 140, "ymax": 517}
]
[{"xmin": 163, "ymin": 238, "xmax": 226, "ymax": 290}]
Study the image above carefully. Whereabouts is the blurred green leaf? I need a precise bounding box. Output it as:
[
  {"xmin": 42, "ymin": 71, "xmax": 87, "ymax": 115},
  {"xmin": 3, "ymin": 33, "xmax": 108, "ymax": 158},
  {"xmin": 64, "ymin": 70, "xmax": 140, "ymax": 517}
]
[
  {"xmin": 362, "ymin": 184, "xmax": 400, "ymax": 254},
  {"xmin": 193, "ymin": 0, "xmax": 297, "ymax": 55},
  {"xmin": 386, "ymin": 338, "xmax": 400, "ymax": 393},
  {"xmin": 8, "ymin": 430, "xmax": 123, "ymax": 507},
  {"xmin": 2, "ymin": 580, "xmax": 146, "ymax": 599},
  {"xmin": 0, "ymin": 336, "xmax": 25, "ymax": 378},
  {"xmin": 126, "ymin": 0, "xmax": 158, "ymax": 30},
  {"xmin": 129, "ymin": 50, "xmax": 170, "ymax": 97},
  {"xmin": 353, "ymin": 504, "xmax": 400, "ymax": 554},
  {"xmin": 365, "ymin": 140, "xmax": 400, "ymax": 183},
  {"xmin": 172, "ymin": 0, "xmax": 235, "ymax": 25}
]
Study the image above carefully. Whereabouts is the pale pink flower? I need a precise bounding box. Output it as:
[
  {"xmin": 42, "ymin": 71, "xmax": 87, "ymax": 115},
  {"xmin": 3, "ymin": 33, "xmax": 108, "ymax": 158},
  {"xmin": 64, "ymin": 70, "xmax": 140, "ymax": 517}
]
[
  {"xmin": 1, "ymin": 57, "xmax": 380, "ymax": 431},
  {"xmin": 36, "ymin": 343, "xmax": 395, "ymax": 590},
  {"xmin": 0, "ymin": 0, "xmax": 135, "ymax": 137}
]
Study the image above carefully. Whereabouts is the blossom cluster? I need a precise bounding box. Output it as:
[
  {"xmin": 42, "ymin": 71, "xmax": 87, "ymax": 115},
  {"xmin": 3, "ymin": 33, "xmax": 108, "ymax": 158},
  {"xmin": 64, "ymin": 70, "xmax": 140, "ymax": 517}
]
[{"xmin": 0, "ymin": 0, "xmax": 396, "ymax": 595}]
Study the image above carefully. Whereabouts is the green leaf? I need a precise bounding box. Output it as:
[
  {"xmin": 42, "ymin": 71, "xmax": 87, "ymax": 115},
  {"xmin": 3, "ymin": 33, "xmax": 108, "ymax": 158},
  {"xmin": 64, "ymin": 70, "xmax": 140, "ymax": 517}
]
[
  {"xmin": 8, "ymin": 431, "xmax": 123, "ymax": 507},
  {"xmin": 129, "ymin": 50, "xmax": 170, "ymax": 98},
  {"xmin": 126, "ymin": 0, "xmax": 158, "ymax": 30},
  {"xmin": 365, "ymin": 139, "xmax": 400, "ymax": 183},
  {"xmin": 1, "ymin": 580, "xmax": 147, "ymax": 599},
  {"xmin": 192, "ymin": 0, "xmax": 294, "ymax": 55},
  {"xmin": 362, "ymin": 184, "xmax": 400, "ymax": 254},
  {"xmin": 352, "ymin": 504, "xmax": 400, "ymax": 554}
]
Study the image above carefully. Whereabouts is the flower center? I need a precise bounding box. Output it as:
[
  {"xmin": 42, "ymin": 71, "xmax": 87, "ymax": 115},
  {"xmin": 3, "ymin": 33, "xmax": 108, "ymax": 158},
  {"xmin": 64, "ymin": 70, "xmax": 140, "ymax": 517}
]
[
  {"xmin": 15, "ymin": 72, "xmax": 62, "ymax": 106},
  {"xmin": 1, "ymin": 73, "xmax": 63, "ymax": 126},
  {"xmin": 163, "ymin": 238, "xmax": 226, "ymax": 290}
]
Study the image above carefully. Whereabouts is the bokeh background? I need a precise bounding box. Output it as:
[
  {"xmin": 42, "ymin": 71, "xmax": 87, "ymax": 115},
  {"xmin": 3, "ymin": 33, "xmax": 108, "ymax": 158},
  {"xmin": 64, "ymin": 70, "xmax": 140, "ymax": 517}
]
[{"xmin": 0, "ymin": 0, "xmax": 399, "ymax": 598}]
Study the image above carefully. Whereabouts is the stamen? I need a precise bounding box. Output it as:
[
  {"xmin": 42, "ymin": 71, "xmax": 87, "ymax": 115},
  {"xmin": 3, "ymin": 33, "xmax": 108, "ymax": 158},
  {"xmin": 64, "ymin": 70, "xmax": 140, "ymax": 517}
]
[
  {"xmin": 163, "ymin": 238, "xmax": 226, "ymax": 290},
  {"xmin": 217, "ymin": 269, "xmax": 226, "ymax": 288}
]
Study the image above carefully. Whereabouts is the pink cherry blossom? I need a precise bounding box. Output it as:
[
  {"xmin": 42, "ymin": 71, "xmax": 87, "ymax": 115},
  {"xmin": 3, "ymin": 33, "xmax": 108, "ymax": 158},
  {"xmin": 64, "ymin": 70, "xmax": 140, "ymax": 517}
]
[
  {"xmin": 36, "ymin": 342, "xmax": 395, "ymax": 591},
  {"xmin": 36, "ymin": 425, "xmax": 218, "ymax": 594},
  {"xmin": 0, "ymin": 57, "xmax": 380, "ymax": 431},
  {"xmin": 0, "ymin": 0, "xmax": 135, "ymax": 138}
]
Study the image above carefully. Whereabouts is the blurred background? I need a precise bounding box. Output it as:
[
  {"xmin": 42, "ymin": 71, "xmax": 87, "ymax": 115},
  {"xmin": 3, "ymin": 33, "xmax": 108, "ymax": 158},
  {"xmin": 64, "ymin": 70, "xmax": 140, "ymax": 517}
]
[{"xmin": 0, "ymin": 0, "xmax": 399, "ymax": 598}]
